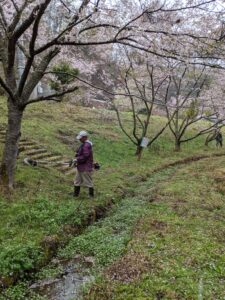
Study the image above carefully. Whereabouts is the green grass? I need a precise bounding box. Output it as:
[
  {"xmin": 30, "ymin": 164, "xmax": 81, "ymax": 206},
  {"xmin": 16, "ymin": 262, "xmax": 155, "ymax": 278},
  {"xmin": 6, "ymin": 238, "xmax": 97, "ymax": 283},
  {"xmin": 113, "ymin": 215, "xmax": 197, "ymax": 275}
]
[
  {"xmin": 0, "ymin": 96, "xmax": 225, "ymax": 299},
  {"xmin": 88, "ymin": 157, "xmax": 225, "ymax": 299}
]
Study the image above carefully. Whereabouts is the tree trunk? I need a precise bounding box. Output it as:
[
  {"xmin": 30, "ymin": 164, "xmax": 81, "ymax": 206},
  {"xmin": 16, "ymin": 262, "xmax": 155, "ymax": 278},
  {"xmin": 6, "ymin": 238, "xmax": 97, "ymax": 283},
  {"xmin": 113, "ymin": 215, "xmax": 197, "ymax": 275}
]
[
  {"xmin": 135, "ymin": 145, "xmax": 143, "ymax": 160},
  {"xmin": 175, "ymin": 139, "xmax": 181, "ymax": 152},
  {"xmin": 0, "ymin": 100, "xmax": 23, "ymax": 189}
]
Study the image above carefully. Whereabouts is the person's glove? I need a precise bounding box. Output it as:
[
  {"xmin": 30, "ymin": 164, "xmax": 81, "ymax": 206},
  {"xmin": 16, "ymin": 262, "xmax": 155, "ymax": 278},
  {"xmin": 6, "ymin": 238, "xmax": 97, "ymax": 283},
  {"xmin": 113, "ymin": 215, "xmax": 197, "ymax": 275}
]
[
  {"xmin": 93, "ymin": 162, "xmax": 100, "ymax": 170},
  {"xmin": 69, "ymin": 159, "xmax": 77, "ymax": 168}
]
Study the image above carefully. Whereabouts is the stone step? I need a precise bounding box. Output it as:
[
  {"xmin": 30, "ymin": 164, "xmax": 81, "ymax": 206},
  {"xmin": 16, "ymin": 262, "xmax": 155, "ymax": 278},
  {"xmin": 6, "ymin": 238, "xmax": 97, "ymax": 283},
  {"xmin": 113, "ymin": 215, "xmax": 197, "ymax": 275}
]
[
  {"xmin": 29, "ymin": 153, "xmax": 59, "ymax": 160},
  {"xmin": 25, "ymin": 148, "xmax": 48, "ymax": 156},
  {"xmin": 0, "ymin": 139, "xmax": 36, "ymax": 147},
  {"xmin": 42, "ymin": 155, "xmax": 62, "ymax": 162},
  {"xmin": 21, "ymin": 145, "xmax": 43, "ymax": 151},
  {"xmin": 19, "ymin": 141, "xmax": 37, "ymax": 147}
]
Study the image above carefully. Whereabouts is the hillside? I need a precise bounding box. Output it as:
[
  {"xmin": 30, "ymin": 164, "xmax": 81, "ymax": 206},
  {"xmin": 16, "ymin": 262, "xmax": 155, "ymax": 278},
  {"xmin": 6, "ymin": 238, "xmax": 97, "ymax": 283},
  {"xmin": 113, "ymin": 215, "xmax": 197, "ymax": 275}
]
[{"xmin": 0, "ymin": 97, "xmax": 224, "ymax": 300}]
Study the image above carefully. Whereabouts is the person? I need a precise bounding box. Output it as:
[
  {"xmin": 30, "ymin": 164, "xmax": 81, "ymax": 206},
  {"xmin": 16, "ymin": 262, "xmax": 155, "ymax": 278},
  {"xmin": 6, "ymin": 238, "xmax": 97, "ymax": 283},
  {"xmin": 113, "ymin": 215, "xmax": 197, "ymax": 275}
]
[
  {"xmin": 205, "ymin": 128, "xmax": 223, "ymax": 147},
  {"xmin": 72, "ymin": 130, "xmax": 94, "ymax": 198},
  {"xmin": 215, "ymin": 129, "xmax": 223, "ymax": 147}
]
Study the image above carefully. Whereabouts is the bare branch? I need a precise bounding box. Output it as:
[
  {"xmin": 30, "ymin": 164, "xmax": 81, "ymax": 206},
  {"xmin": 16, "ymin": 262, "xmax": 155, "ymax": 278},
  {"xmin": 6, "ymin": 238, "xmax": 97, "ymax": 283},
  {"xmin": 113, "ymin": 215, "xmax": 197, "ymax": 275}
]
[
  {"xmin": 0, "ymin": 76, "xmax": 15, "ymax": 102},
  {"xmin": 114, "ymin": 105, "xmax": 138, "ymax": 145},
  {"xmin": 34, "ymin": 11, "xmax": 96, "ymax": 55},
  {"xmin": 79, "ymin": 23, "xmax": 119, "ymax": 35},
  {"xmin": 21, "ymin": 48, "xmax": 60, "ymax": 100},
  {"xmin": 79, "ymin": 0, "xmax": 91, "ymax": 13},
  {"xmin": 11, "ymin": 4, "xmax": 39, "ymax": 40},
  {"xmin": 18, "ymin": 0, "xmax": 52, "ymax": 95},
  {"xmin": 180, "ymin": 120, "xmax": 225, "ymax": 143},
  {"xmin": 8, "ymin": 0, "xmax": 28, "ymax": 32},
  {"xmin": 0, "ymin": 5, "xmax": 8, "ymax": 29},
  {"xmin": 160, "ymin": 0, "xmax": 216, "ymax": 12},
  {"xmin": 26, "ymin": 86, "xmax": 79, "ymax": 106},
  {"xmin": 10, "ymin": 0, "xmax": 19, "ymax": 12},
  {"xmin": 114, "ymin": 9, "xmax": 149, "ymax": 40}
]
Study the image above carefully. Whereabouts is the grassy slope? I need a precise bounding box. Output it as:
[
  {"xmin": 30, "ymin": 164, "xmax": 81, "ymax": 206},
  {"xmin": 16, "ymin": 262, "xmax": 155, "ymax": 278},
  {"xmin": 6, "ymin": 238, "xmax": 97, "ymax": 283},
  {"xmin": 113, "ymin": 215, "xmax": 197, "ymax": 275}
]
[
  {"xmin": 88, "ymin": 157, "xmax": 225, "ymax": 300},
  {"xmin": 0, "ymin": 96, "xmax": 224, "ymax": 299}
]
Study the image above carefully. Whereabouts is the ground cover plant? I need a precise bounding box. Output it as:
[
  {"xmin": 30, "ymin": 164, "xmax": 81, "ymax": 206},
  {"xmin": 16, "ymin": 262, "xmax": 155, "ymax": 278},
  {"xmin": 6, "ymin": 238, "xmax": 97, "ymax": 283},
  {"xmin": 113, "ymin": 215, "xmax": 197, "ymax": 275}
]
[{"xmin": 85, "ymin": 157, "xmax": 225, "ymax": 300}]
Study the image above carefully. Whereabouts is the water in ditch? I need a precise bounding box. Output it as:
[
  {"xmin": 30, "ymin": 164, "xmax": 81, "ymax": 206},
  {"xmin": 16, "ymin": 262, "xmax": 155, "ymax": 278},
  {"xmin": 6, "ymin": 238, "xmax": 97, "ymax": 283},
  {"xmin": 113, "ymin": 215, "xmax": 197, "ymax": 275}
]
[{"xmin": 30, "ymin": 257, "xmax": 94, "ymax": 300}]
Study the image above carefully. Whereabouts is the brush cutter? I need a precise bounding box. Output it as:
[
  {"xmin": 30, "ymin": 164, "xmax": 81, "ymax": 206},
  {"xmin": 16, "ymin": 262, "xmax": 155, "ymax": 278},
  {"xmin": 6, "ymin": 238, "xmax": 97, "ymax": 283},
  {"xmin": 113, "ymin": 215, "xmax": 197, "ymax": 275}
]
[
  {"xmin": 23, "ymin": 158, "xmax": 101, "ymax": 170},
  {"xmin": 23, "ymin": 158, "xmax": 77, "ymax": 167}
]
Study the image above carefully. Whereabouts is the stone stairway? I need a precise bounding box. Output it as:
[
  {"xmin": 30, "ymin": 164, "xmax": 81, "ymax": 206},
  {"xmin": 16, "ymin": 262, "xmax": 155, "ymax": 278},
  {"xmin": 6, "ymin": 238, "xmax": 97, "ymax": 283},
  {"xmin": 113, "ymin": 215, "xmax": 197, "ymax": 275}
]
[{"xmin": 0, "ymin": 127, "xmax": 75, "ymax": 176}]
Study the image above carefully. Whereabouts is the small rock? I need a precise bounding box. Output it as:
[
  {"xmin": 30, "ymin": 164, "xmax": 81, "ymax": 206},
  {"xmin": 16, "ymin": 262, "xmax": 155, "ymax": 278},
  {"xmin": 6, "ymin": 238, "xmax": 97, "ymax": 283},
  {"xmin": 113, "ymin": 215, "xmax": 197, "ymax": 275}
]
[
  {"xmin": 147, "ymin": 242, "xmax": 156, "ymax": 248},
  {"xmin": 83, "ymin": 256, "xmax": 95, "ymax": 266}
]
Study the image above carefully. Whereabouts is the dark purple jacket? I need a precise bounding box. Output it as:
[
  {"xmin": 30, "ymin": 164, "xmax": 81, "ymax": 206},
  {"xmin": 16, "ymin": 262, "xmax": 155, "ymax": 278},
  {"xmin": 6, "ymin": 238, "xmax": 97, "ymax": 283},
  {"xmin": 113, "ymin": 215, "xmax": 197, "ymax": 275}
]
[{"xmin": 76, "ymin": 141, "xmax": 93, "ymax": 172}]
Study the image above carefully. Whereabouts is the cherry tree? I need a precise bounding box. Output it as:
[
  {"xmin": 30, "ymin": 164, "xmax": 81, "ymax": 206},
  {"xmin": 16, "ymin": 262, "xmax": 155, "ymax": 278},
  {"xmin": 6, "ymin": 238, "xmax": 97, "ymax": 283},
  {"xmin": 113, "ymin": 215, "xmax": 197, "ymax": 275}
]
[
  {"xmin": 164, "ymin": 64, "xmax": 225, "ymax": 151},
  {"xmin": 109, "ymin": 52, "xmax": 174, "ymax": 159}
]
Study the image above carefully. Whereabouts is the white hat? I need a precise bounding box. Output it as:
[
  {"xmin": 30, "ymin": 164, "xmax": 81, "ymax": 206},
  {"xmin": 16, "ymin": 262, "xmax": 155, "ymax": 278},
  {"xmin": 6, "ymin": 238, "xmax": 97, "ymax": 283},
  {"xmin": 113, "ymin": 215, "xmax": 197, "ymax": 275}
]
[{"xmin": 76, "ymin": 130, "xmax": 88, "ymax": 140}]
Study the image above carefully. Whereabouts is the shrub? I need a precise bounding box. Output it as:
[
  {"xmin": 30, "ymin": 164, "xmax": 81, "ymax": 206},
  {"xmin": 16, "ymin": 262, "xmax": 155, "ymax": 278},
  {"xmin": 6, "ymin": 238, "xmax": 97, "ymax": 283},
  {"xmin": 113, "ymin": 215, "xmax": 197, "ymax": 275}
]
[{"xmin": 49, "ymin": 62, "xmax": 79, "ymax": 91}]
